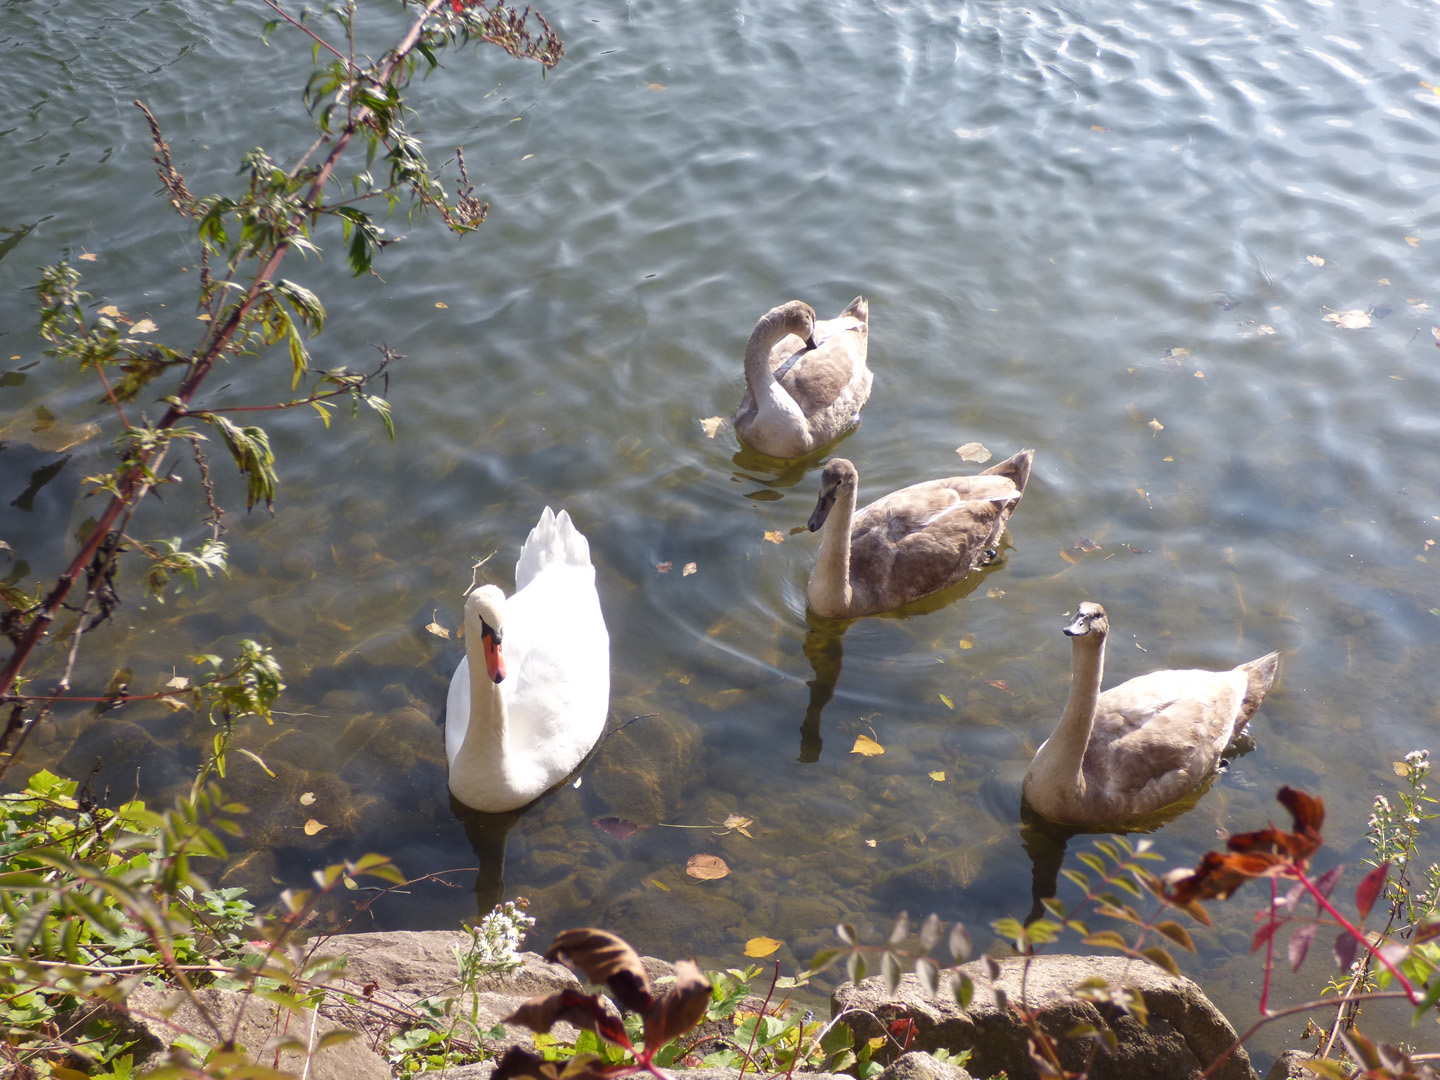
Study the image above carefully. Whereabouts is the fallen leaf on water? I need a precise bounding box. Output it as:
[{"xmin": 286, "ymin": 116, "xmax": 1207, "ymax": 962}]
[
  {"xmin": 1323, "ymin": 309, "xmax": 1371, "ymax": 330},
  {"xmin": 1395, "ymin": 762, "xmax": 1411, "ymax": 778},
  {"xmin": 1073, "ymin": 538, "xmax": 1101, "ymax": 553},
  {"xmin": 744, "ymin": 937, "xmax": 783, "ymax": 958},
  {"xmin": 78, "ymin": 252, "xmax": 98, "ymax": 262},
  {"xmin": 300, "ymin": 792, "xmax": 316, "ymax": 806},
  {"xmin": 686, "ymin": 854, "xmax": 729, "ymax": 880},
  {"xmin": 1380, "ymin": 277, "xmax": 1392, "ymax": 285},
  {"xmin": 929, "ymin": 770, "xmax": 946, "ymax": 782},
  {"xmin": 1164, "ymin": 346, "xmax": 1190, "ymax": 358},
  {"xmin": 304, "ymin": 819, "xmax": 327, "ymax": 836},
  {"xmin": 165, "ymin": 673, "xmax": 190, "ymax": 690},
  {"xmin": 97, "ymin": 304, "xmax": 121, "ymax": 318},
  {"xmin": 649, "ymin": 878, "xmax": 671, "ymax": 892},
  {"xmin": 865, "ymin": 839, "xmax": 877, "ymax": 848},
  {"xmin": 1091, "ymin": 125, "xmax": 1108, "ymax": 132},
  {"xmin": 1148, "ymin": 418, "xmax": 1164, "ymax": 435},
  {"xmin": 197, "ymin": 313, "xmax": 211, "ymax": 322},
  {"xmin": 435, "ymin": 302, "xmax": 449, "ymax": 309},
  {"xmin": 955, "ymin": 442, "xmax": 991, "ymax": 463},
  {"xmin": 1306, "ymin": 255, "xmax": 1325, "ymax": 267},
  {"xmin": 648, "ymin": 83, "xmax": 667, "ymax": 91},
  {"xmin": 682, "ymin": 562, "xmax": 697, "ymax": 576},
  {"xmin": 425, "ymin": 611, "xmax": 450, "ymax": 639},
  {"xmin": 1432, "ymin": 327, "xmax": 1440, "ymax": 343},
  {"xmin": 938, "ymin": 693, "xmax": 954, "ymax": 710},
  {"xmin": 987, "ymin": 680, "xmax": 1014, "ymax": 695},
  {"xmin": 959, "ymin": 634, "xmax": 976, "ymax": 650},
  {"xmin": 1059, "ymin": 548, "xmax": 1077, "ymax": 565},
  {"xmin": 593, "ymin": 816, "xmax": 641, "ymax": 839},
  {"xmin": 721, "ymin": 814, "xmax": 754, "ymax": 837},
  {"xmin": 986, "ymin": 587, "xmax": 1005, "ymax": 599},
  {"xmin": 656, "ymin": 561, "xmax": 673, "ymax": 574},
  {"xmin": 130, "ymin": 318, "xmax": 158, "ymax": 335},
  {"xmin": 1257, "ymin": 325, "xmax": 1276, "ymax": 336},
  {"xmin": 1406, "ymin": 236, "xmax": 1420, "ymax": 247},
  {"xmin": 699, "ymin": 416, "xmax": 724, "ymax": 438},
  {"xmin": 678, "ymin": 674, "xmax": 692, "ymax": 684},
  {"xmin": 851, "ymin": 734, "xmax": 885, "ymax": 756},
  {"xmin": 763, "ymin": 531, "xmax": 784, "ymax": 544},
  {"xmin": 1128, "ymin": 544, "xmax": 1145, "ymax": 554}
]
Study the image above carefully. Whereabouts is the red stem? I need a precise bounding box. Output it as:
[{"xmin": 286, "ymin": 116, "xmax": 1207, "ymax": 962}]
[
  {"xmin": 1259, "ymin": 877, "xmax": 1277, "ymax": 1016},
  {"xmin": 1295, "ymin": 867, "xmax": 1418, "ymax": 1004}
]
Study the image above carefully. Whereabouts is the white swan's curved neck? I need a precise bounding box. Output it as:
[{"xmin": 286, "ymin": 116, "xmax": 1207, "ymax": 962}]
[
  {"xmin": 810, "ymin": 484, "xmax": 857, "ymax": 615},
  {"xmin": 458, "ymin": 629, "xmax": 509, "ymax": 774},
  {"xmin": 1038, "ymin": 635, "xmax": 1106, "ymax": 790}
]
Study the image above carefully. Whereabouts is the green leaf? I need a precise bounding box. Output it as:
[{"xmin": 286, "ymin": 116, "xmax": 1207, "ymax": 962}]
[
  {"xmin": 1141, "ymin": 946, "xmax": 1181, "ymax": 977},
  {"xmin": 1155, "ymin": 920, "xmax": 1196, "ymax": 953}
]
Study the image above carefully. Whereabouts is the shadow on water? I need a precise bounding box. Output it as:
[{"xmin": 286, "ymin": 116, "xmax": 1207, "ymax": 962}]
[{"xmin": 449, "ymin": 797, "xmax": 523, "ymax": 917}]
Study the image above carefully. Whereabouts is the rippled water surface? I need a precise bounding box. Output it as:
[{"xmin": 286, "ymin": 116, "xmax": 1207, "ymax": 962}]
[{"xmin": 6, "ymin": 0, "xmax": 1440, "ymax": 1065}]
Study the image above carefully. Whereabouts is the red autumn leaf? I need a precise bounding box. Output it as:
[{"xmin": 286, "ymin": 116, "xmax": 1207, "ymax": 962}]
[
  {"xmin": 1251, "ymin": 919, "xmax": 1280, "ymax": 954},
  {"xmin": 545, "ymin": 929, "xmax": 654, "ymax": 1014},
  {"xmin": 1355, "ymin": 862, "xmax": 1390, "ymax": 920},
  {"xmin": 592, "ymin": 816, "xmax": 641, "ymax": 839},
  {"xmin": 642, "ymin": 958, "xmax": 711, "ymax": 1048},
  {"xmin": 1311, "ymin": 865, "xmax": 1344, "ymax": 902},
  {"xmin": 986, "ymin": 679, "xmax": 1014, "ymax": 694},
  {"xmin": 1333, "ymin": 931, "xmax": 1358, "ymax": 972},
  {"xmin": 1288, "ymin": 923, "xmax": 1317, "ymax": 972}
]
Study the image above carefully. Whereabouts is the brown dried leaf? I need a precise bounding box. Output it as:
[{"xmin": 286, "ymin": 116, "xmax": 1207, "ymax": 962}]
[
  {"xmin": 986, "ymin": 679, "xmax": 1014, "ymax": 695},
  {"xmin": 78, "ymin": 252, "xmax": 98, "ymax": 262},
  {"xmin": 1073, "ymin": 538, "xmax": 1101, "ymax": 553},
  {"xmin": 425, "ymin": 610, "xmax": 451, "ymax": 639},
  {"xmin": 686, "ymin": 853, "xmax": 730, "ymax": 881},
  {"xmin": 545, "ymin": 929, "xmax": 654, "ymax": 1013},
  {"xmin": 303, "ymin": 819, "xmax": 327, "ymax": 835},
  {"xmin": 504, "ymin": 987, "xmax": 628, "ymax": 1045},
  {"xmin": 955, "ymin": 442, "xmax": 991, "ymax": 463},
  {"xmin": 299, "ymin": 792, "xmax": 316, "ymax": 806},
  {"xmin": 129, "ymin": 318, "xmax": 158, "ymax": 335},
  {"xmin": 1059, "ymin": 548, "xmax": 1077, "ymax": 565},
  {"xmin": 656, "ymin": 561, "xmax": 672, "ymax": 574},
  {"xmin": 642, "ymin": 958, "xmax": 711, "ymax": 1047}
]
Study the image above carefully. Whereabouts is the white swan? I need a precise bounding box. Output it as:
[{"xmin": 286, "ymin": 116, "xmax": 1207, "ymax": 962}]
[
  {"xmin": 445, "ymin": 507, "xmax": 610, "ymax": 813},
  {"xmin": 1023, "ymin": 602, "xmax": 1279, "ymax": 826},
  {"xmin": 805, "ymin": 450, "xmax": 1034, "ymax": 619},
  {"xmin": 732, "ymin": 297, "xmax": 871, "ymax": 458}
]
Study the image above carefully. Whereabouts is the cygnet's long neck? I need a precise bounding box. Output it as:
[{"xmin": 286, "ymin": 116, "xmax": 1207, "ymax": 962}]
[
  {"xmin": 458, "ymin": 625, "xmax": 509, "ymax": 771},
  {"xmin": 1036, "ymin": 633, "xmax": 1107, "ymax": 792},
  {"xmin": 744, "ymin": 310, "xmax": 807, "ymax": 427},
  {"xmin": 809, "ymin": 484, "xmax": 857, "ymax": 617}
]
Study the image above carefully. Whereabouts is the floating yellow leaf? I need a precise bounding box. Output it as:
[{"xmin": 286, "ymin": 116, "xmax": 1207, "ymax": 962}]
[
  {"xmin": 744, "ymin": 937, "xmax": 783, "ymax": 958},
  {"xmin": 1395, "ymin": 761, "xmax": 1411, "ymax": 778},
  {"xmin": 1059, "ymin": 548, "xmax": 1077, "ymax": 565},
  {"xmin": 1323, "ymin": 309, "xmax": 1371, "ymax": 329},
  {"xmin": 955, "ymin": 441, "xmax": 991, "ymax": 463},
  {"xmin": 300, "ymin": 792, "xmax": 316, "ymax": 806},
  {"xmin": 763, "ymin": 531, "xmax": 784, "ymax": 544},
  {"xmin": 649, "ymin": 878, "xmax": 671, "ymax": 892},
  {"xmin": 929, "ymin": 770, "xmax": 946, "ymax": 782},
  {"xmin": 1091, "ymin": 125, "xmax": 1108, "ymax": 132},
  {"xmin": 686, "ymin": 853, "xmax": 729, "ymax": 880},
  {"xmin": 130, "ymin": 318, "xmax": 158, "ymax": 335},
  {"xmin": 699, "ymin": 416, "xmax": 724, "ymax": 438},
  {"xmin": 165, "ymin": 673, "xmax": 190, "ymax": 690},
  {"xmin": 97, "ymin": 304, "xmax": 121, "ymax": 318},
  {"xmin": 682, "ymin": 562, "xmax": 698, "ymax": 576},
  {"xmin": 197, "ymin": 313, "xmax": 211, "ymax": 322},
  {"xmin": 1147, "ymin": 418, "xmax": 1164, "ymax": 434},
  {"xmin": 959, "ymin": 634, "xmax": 976, "ymax": 650},
  {"xmin": 678, "ymin": 674, "xmax": 692, "ymax": 685},
  {"xmin": 938, "ymin": 693, "xmax": 954, "ymax": 710},
  {"xmin": 1306, "ymin": 255, "xmax": 1325, "ymax": 267},
  {"xmin": 435, "ymin": 302, "xmax": 449, "ymax": 309},
  {"xmin": 1406, "ymin": 236, "xmax": 1420, "ymax": 247},
  {"xmin": 425, "ymin": 610, "xmax": 451, "ymax": 639},
  {"xmin": 78, "ymin": 252, "xmax": 98, "ymax": 262},
  {"xmin": 303, "ymin": 819, "xmax": 327, "ymax": 835},
  {"xmin": 851, "ymin": 734, "xmax": 885, "ymax": 756},
  {"xmin": 865, "ymin": 838, "xmax": 876, "ymax": 848},
  {"xmin": 648, "ymin": 83, "xmax": 667, "ymax": 91}
]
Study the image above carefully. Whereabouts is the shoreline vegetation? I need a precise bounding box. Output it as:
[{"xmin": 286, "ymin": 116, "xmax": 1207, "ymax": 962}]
[{"xmin": 1, "ymin": 3, "xmax": 1438, "ymax": 1078}]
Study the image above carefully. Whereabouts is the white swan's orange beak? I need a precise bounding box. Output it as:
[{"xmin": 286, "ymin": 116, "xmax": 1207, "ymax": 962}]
[{"xmin": 482, "ymin": 628, "xmax": 506, "ymax": 684}]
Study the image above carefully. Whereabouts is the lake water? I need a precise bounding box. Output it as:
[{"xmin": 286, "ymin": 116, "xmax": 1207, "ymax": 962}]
[{"xmin": 5, "ymin": 0, "xmax": 1440, "ymax": 1066}]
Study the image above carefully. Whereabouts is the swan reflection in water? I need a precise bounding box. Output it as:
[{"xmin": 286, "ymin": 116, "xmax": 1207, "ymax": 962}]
[{"xmin": 450, "ymin": 797, "xmax": 523, "ymax": 916}]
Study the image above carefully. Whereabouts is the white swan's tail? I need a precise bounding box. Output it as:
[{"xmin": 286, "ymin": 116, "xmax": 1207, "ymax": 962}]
[{"xmin": 515, "ymin": 506, "xmax": 593, "ymax": 589}]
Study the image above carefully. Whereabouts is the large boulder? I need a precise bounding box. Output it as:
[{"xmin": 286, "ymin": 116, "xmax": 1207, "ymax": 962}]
[{"xmin": 832, "ymin": 955, "xmax": 1257, "ymax": 1080}]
